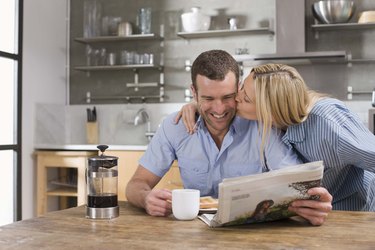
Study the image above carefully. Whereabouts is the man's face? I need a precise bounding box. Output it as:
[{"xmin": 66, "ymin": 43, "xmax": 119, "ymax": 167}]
[{"xmin": 192, "ymin": 72, "xmax": 237, "ymax": 136}]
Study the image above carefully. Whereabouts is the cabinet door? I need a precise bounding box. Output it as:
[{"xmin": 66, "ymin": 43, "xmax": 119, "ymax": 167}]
[{"xmin": 106, "ymin": 151, "xmax": 182, "ymax": 201}]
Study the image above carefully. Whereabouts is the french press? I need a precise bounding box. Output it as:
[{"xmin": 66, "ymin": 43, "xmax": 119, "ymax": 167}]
[{"xmin": 86, "ymin": 145, "xmax": 119, "ymax": 219}]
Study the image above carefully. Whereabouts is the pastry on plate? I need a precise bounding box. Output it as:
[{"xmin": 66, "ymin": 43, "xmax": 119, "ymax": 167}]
[{"xmin": 200, "ymin": 196, "xmax": 218, "ymax": 209}]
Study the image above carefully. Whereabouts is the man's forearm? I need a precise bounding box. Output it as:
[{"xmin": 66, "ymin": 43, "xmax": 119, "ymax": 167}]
[{"xmin": 125, "ymin": 179, "xmax": 151, "ymax": 209}]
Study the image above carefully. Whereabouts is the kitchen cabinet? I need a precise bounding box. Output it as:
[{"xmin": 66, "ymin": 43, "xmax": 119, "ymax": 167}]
[
  {"xmin": 35, "ymin": 150, "xmax": 97, "ymax": 216},
  {"xmin": 106, "ymin": 150, "xmax": 183, "ymax": 201},
  {"xmin": 36, "ymin": 149, "xmax": 182, "ymax": 216}
]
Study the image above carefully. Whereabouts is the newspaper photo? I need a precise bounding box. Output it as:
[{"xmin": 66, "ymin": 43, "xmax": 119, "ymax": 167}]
[{"xmin": 199, "ymin": 161, "xmax": 324, "ymax": 227}]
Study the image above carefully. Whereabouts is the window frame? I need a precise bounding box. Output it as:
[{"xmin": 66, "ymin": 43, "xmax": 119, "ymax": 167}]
[{"xmin": 0, "ymin": 0, "xmax": 23, "ymax": 221}]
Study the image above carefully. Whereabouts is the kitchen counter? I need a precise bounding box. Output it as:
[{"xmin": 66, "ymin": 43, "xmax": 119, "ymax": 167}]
[
  {"xmin": 34, "ymin": 144, "xmax": 148, "ymax": 151},
  {"xmin": 1, "ymin": 201, "xmax": 375, "ymax": 249}
]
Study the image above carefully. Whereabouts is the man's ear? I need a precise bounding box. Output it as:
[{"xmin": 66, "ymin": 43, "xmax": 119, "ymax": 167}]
[{"xmin": 190, "ymin": 84, "xmax": 197, "ymax": 101}]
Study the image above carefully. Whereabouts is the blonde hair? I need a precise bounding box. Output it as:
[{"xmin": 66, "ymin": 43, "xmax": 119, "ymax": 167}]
[{"xmin": 251, "ymin": 64, "xmax": 327, "ymax": 163}]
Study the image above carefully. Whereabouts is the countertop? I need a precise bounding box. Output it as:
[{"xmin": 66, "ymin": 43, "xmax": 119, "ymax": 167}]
[
  {"xmin": 1, "ymin": 202, "xmax": 375, "ymax": 249},
  {"xmin": 34, "ymin": 144, "xmax": 148, "ymax": 151}
]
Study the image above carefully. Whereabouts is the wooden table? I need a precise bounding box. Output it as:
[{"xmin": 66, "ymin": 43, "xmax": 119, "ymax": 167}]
[{"xmin": 1, "ymin": 202, "xmax": 375, "ymax": 249}]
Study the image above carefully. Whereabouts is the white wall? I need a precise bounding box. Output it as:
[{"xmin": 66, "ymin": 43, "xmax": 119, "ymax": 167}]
[{"xmin": 22, "ymin": 0, "xmax": 68, "ymax": 219}]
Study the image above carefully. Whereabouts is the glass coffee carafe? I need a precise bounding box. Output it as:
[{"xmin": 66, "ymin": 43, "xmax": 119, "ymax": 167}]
[{"xmin": 86, "ymin": 145, "xmax": 119, "ymax": 219}]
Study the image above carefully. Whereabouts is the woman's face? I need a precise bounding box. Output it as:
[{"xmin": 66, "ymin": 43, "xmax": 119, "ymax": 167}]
[{"xmin": 235, "ymin": 72, "xmax": 258, "ymax": 121}]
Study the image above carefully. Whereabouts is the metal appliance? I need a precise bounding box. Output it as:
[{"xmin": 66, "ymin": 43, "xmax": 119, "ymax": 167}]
[
  {"xmin": 86, "ymin": 145, "xmax": 119, "ymax": 219},
  {"xmin": 369, "ymin": 108, "xmax": 375, "ymax": 135},
  {"xmin": 369, "ymin": 89, "xmax": 375, "ymax": 135}
]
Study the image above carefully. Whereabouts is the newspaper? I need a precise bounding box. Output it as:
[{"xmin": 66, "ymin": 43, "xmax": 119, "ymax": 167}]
[{"xmin": 198, "ymin": 161, "xmax": 324, "ymax": 227}]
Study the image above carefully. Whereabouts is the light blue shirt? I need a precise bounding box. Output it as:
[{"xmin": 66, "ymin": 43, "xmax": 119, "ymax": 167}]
[
  {"xmin": 140, "ymin": 112, "xmax": 301, "ymax": 198},
  {"xmin": 282, "ymin": 98, "xmax": 375, "ymax": 211}
]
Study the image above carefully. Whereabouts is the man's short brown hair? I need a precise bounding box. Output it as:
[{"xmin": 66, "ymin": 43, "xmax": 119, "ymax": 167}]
[{"xmin": 191, "ymin": 50, "xmax": 240, "ymax": 91}]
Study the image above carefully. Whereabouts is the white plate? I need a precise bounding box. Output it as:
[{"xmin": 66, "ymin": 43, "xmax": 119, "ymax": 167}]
[{"xmin": 199, "ymin": 207, "xmax": 218, "ymax": 214}]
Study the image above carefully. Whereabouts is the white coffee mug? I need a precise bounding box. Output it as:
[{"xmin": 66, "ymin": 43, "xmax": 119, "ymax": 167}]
[{"xmin": 172, "ymin": 189, "xmax": 200, "ymax": 220}]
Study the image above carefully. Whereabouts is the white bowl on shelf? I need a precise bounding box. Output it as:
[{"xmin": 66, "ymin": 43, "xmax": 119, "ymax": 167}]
[{"xmin": 181, "ymin": 7, "xmax": 211, "ymax": 32}]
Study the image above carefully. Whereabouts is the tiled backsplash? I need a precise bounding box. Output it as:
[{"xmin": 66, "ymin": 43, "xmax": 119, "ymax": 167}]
[
  {"xmin": 343, "ymin": 101, "xmax": 372, "ymax": 127},
  {"xmin": 35, "ymin": 101, "xmax": 373, "ymax": 146},
  {"xmin": 35, "ymin": 103, "xmax": 184, "ymax": 146}
]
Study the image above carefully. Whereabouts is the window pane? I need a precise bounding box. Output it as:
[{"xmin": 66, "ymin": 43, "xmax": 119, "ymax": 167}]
[
  {"xmin": 0, "ymin": 57, "xmax": 16, "ymax": 144},
  {"xmin": 0, "ymin": 0, "xmax": 17, "ymax": 53},
  {"xmin": 0, "ymin": 150, "xmax": 15, "ymax": 226}
]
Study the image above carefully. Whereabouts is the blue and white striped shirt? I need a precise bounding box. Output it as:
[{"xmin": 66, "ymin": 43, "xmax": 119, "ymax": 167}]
[
  {"xmin": 282, "ymin": 98, "xmax": 375, "ymax": 211},
  {"xmin": 140, "ymin": 112, "xmax": 301, "ymax": 198}
]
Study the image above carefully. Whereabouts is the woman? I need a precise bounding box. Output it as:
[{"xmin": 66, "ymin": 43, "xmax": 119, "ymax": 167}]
[{"xmin": 177, "ymin": 63, "xmax": 375, "ymax": 211}]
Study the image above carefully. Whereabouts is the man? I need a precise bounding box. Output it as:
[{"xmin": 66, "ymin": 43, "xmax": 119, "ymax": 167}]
[{"xmin": 126, "ymin": 50, "xmax": 332, "ymax": 226}]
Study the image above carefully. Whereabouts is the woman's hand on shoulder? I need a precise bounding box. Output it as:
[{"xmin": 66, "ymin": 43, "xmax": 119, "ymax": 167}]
[
  {"xmin": 288, "ymin": 187, "xmax": 333, "ymax": 226},
  {"xmin": 174, "ymin": 101, "xmax": 198, "ymax": 134}
]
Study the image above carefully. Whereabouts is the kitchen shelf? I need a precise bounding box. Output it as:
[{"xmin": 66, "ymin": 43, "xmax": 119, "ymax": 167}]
[
  {"xmin": 50, "ymin": 179, "xmax": 77, "ymax": 188},
  {"xmin": 47, "ymin": 187, "xmax": 77, "ymax": 197},
  {"xmin": 234, "ymin": 51, "xmax": 347, "ymax": 63},
  {"xmin": 177, "ymin": 27, "xmax": 274, "ymax": 39},
  {"xmin": 74, "ymin": 64, "xmax": 163, "ymax": 72},
  {"xmin": 311, "ymin": 22, "xmax": 375, "ymax": 31},
  {"xmin": 74, "ymin": 33, "xmax": 163, "ymax": 44},
  {"xmin": 87, "ymin": 93, "xmax": 164, "ymax": 103},
  {"xmin": 347, "ymin": 58, "xmax": 375, "ymax": 63},
  {"xmin": 235, "ymin": 51, "xmax": 375, "ymax": 66}
]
